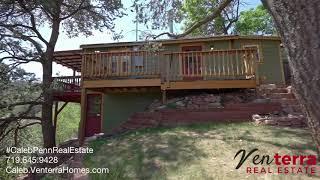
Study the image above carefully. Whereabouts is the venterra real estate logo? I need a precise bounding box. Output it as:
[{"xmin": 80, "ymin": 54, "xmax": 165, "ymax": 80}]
[{"xmin": 234, "ymin": 148, "xmax": 319, "ymax": 175}]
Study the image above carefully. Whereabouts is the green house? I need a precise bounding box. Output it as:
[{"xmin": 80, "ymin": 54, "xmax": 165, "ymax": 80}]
[{"xmin": 52, "ymin": 35, "xmax": 285, "ymax": 139}]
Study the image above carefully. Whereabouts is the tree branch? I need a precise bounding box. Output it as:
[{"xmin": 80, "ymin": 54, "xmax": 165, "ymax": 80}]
[
  {"xmin": 152, "ymin": 0, "xmax": 233, "ymax": 39},
  {"xmin": 0, "ymin": 101, "xmax": 42, "ymax": 109},
  {"xmin": 0, "ymin": 116, "xmax": 42, "ymax": 122},
  {"xmin": 60, "ymin": 0, "xmax": 87, "ymax": 20},
  {"xmin": 18, "ymin": 121, "xmax": 41, "ymax": 130},
  {"xmin": 0, "ymin": 32, "xmax": 44, "ymax": 55},
  {"xmin": 16, "ymin": 0, "xmax": 49, "ymax": 45}
]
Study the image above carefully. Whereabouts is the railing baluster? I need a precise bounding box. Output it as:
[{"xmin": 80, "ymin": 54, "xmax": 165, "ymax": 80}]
[
  {"xmin": 212, "ymin": 51, "xmax": 215, "ymax": 77},
  {"xmin": 218, "ymin": 51, "xmax": 221, "ymax": 78},
  {"xmin": 108, "ymin": 53, "xmax": 111, "ymax": 76},
  {"xmin": 118, "ymin": 53, "xmax": 121, "ymax": 76},
  {"xmin": 202, "ymin": 52, "xmax": 205, "ymax": 77},
  {"xmin": 222, "ymin": 51, "xmax": 225, "ymax": 77},
  {"xmin": 101, "ymin": 54, "xmax": 104, "ymax": 78},
  {"xmin": 226, "ymin": 51, "xmax": 229, "ymax": 76},
  {"xmin": 82, "ymin": 54, "xmax": 86, "ymax": 78},
  {"xmin": 250, "ymin": 50, "xmax": 254, "ymax": 75},
  {"xmin": 145, "ymin": 51, "xmax": 148, "ymax": 76},
  {"xmin": 101, "ymin": 53, "xmax": 103, "ymax": 77},
  {"xmin": 231, "ymin": 51, "xmax": 234, "ymax": 78},
  {"xmin": 192, "ymin": 52, "xmax": 194, "ymax": 77},
  {"xmin": 240, "ymin": 51, "xmax": 244, "ymax": 75},
  {"xmin": 235, "ymin": 50, "xmax": 239, "ymax": 77},
  {"xmin": 90, "ymin": 54, "xmax": 93, "ymax": 78}
]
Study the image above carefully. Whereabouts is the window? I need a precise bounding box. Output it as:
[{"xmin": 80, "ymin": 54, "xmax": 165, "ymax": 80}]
[
  {"xmin": 87, "ymin": 95, "xmax": 101, "ymax": 116},
  {"xmin": 132, "ymin": 47, "xmax": 143, "ymax": 67},
  {"xmin": 132, "ymin": 55, "xmax": 143, "ymax": 66},
  {"xmin": 243, "ymin": 45, "xmax": 262, "ymax": 62},
  {"xmin": 111, "ymin": 55, "xmax": 129, "ymax": 73},
  {"xmin": 111, "ymin": 56, "xmax": 117, "ymax": 73},
  {"xmin": 132, "ymin": 46, "xmax": 144, "ymax": 72}
]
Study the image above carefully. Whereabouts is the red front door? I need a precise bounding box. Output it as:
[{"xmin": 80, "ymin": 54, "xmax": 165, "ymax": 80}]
[
  {"xmin": 85, "ymin": 94, "xmax": 102, "ymax": 137},
  {"xmin": 181, "ymin": 46, "xmax": 203, "ymax": 80}
]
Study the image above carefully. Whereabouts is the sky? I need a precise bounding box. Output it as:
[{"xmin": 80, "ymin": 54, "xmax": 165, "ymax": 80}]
[{"xmin": 20, "ymin": 0, "xmax": 261, "ymax": 78}]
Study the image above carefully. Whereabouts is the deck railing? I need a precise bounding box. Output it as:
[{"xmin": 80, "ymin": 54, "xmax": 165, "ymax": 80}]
[
  {"xmin": 164, "ymin": 49, "xmax": 258, "ymax": 82},
  {"xmin": 82, "ymin": 51, "xmax": 163, "ymax": 79},
  {"xmin": 80, "ymin": 49, "xmax": 258, "ymax": 83},
  {"xmin": 53, "ymin": 76, "xmax": 81, "ymax": 92}
]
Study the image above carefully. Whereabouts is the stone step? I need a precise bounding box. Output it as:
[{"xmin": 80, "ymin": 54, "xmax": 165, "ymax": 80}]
[
  {"xmin": 259, "ymin": 86, "xmax": 288, "ymax": 93},
  {"xmin": 269, "ymin": 93, "xmax": 295, "ymax": 99},
  {"xmin": 264, "ymin": 118, "xmax": 306, "ymax": 128},
  {"xmin": 282, "ymin": 106, "xmax": 303, "ymax": 114},
  {"xmin": 270, "ymin": 98, "xmax": 298, "ymax": 105},
  {"xmin": 272, "ymin": 116, "xmax": 305, "ymax": 123}
]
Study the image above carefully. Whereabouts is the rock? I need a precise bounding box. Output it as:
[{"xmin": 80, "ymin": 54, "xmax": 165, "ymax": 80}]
[
  {"xmin": 264, "ymin": 119, "xmax": 277, "ymax": 125},
  {"xmin": 252, "ymin": 114, "xmax": 268, "ymax": 123},
  {"xmin": 286, "ymin": 86, "xmax": 292, "ymax": 93},
  {"xmin": 167, "ymin": 97, "xmax": 183, "ymax": 104},
  {"xmin": 187, "ymin": 104, "xmax": 199, "ymax": 109},
  {"xmin": 288, "ymin": 114, "xmax": 298, "ymax": 118},
  {"xmin": 156, "ymin": 105, "xmax": 167, "ymax": 110},
  {"xmin": 260, "ymin": 84, "xmax": 277, "ymax": 90},
  {"xmin": 85, "ymin": 136, "xmax": 97, "ymax": 142},
  {"xmin": 206, "ymin": 95, "xmax": 221, "ymax": 103},
  {"xmin": 175, "ymin": 101, "xmax": 185, "ymax": 107},
  {"xmin": 252, "ymin": 98, "xmax": 270, "ymax": 103},
  {"xmin": 208, "ymin": 102, "xmax": 222, "ymax": 108},
  {"xmin": 199, "ymin": 105, "xmax": 209, "ymax": 109},
  {"xmin": 252, "ymin": 114, "xmax": 262, "ymax": 121},
  {"xmin": 194, "ymin": 101, "xmax": 207, "ymax": 105}
]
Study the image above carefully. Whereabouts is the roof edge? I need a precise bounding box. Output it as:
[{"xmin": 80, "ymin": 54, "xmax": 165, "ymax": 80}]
[{"xmin": 80, "ymin": 35, "xmax": 281, "ymax": 49}]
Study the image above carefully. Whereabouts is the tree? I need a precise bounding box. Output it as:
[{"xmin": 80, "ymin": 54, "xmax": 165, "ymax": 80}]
[
  {"xmin": 134, "ymin": 0, "xmax": 233, "ymax": 39},
  {"xmin": 234, "ymin": 4, "xmax": 276, "ymax": 35},
  {"xmin": 0, "ymin": 0, "xmax": 124, "ymax": 148},
  {"xmin": 261, "ymin": 0, "xmax": 320, "ymax": 157},
  {"xmin": 136, "ymin": 0, "xmax": 275, "ymax": 38},
  {"xmin": 181, "ymin": 0, "xmax": 240, "ymax": 36},
  {"xmin": 0, "ymin": 63, "xmax": 43, "ymax": 179},
  {"xmin": 0, "ymin": 63, "xmax": 41, "ymax": 150}
]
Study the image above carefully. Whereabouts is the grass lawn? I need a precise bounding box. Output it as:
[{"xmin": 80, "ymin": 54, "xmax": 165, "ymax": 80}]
[{"xmin": 84, "ymin": 122, "xmax": 319, "ymax": 180}]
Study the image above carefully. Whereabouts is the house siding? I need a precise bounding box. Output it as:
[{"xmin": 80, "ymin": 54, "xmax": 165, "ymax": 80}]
[{"xmin": 102, "ymin": 92, "xmax": 160, "ymax": 134}]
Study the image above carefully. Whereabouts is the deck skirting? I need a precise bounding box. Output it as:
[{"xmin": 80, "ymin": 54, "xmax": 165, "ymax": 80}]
[
  {"xmin": 83, "ymin": 78, "xmax": 161, "ymax": 88},
  {"xmin": 161, "ymin": 79, "xmax": 256, "ymax": 90}
]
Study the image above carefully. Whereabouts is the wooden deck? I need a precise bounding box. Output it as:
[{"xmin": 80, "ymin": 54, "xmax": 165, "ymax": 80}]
[
  {"xmin": 53, "ymin": 48, "xmax": 259, "ymax": 92},
  {"xmin": 52, "ymin": 76, "xmax": 81, "ymax": 102}
]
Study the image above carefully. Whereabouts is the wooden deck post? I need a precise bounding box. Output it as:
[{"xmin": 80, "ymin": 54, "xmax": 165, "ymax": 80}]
[
  {"xmin": 79, "ymin": 88, "xmax": 87, "ymax": 145},
  {"xmin": 162, "ymin": 90, "xmax": 167, "ymax": 104},
  {"xmin": 72, "ymin": 69, "xmax": 76, "ymax": 82}
]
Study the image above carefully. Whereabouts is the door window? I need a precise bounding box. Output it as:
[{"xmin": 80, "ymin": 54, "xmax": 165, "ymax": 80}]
[{"xmin": 87, "ymin": 95, "xmax": 101, "ymax": 117}]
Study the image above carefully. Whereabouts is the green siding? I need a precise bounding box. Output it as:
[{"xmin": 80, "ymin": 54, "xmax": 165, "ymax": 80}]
[
  {"xmin": 207, "ymin": 40, "xmax": 230, "ymax": 50},
  {"xmin": 258, "ymin": 40, "xmax": 284, "ymax": 84},
  {"xmin": 102, "ymin": 92, "xmax": 160, "ymax": 134},
  {"xmin": 231, "ymin": 39, "xmax": 284, "ymax": 84}
]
